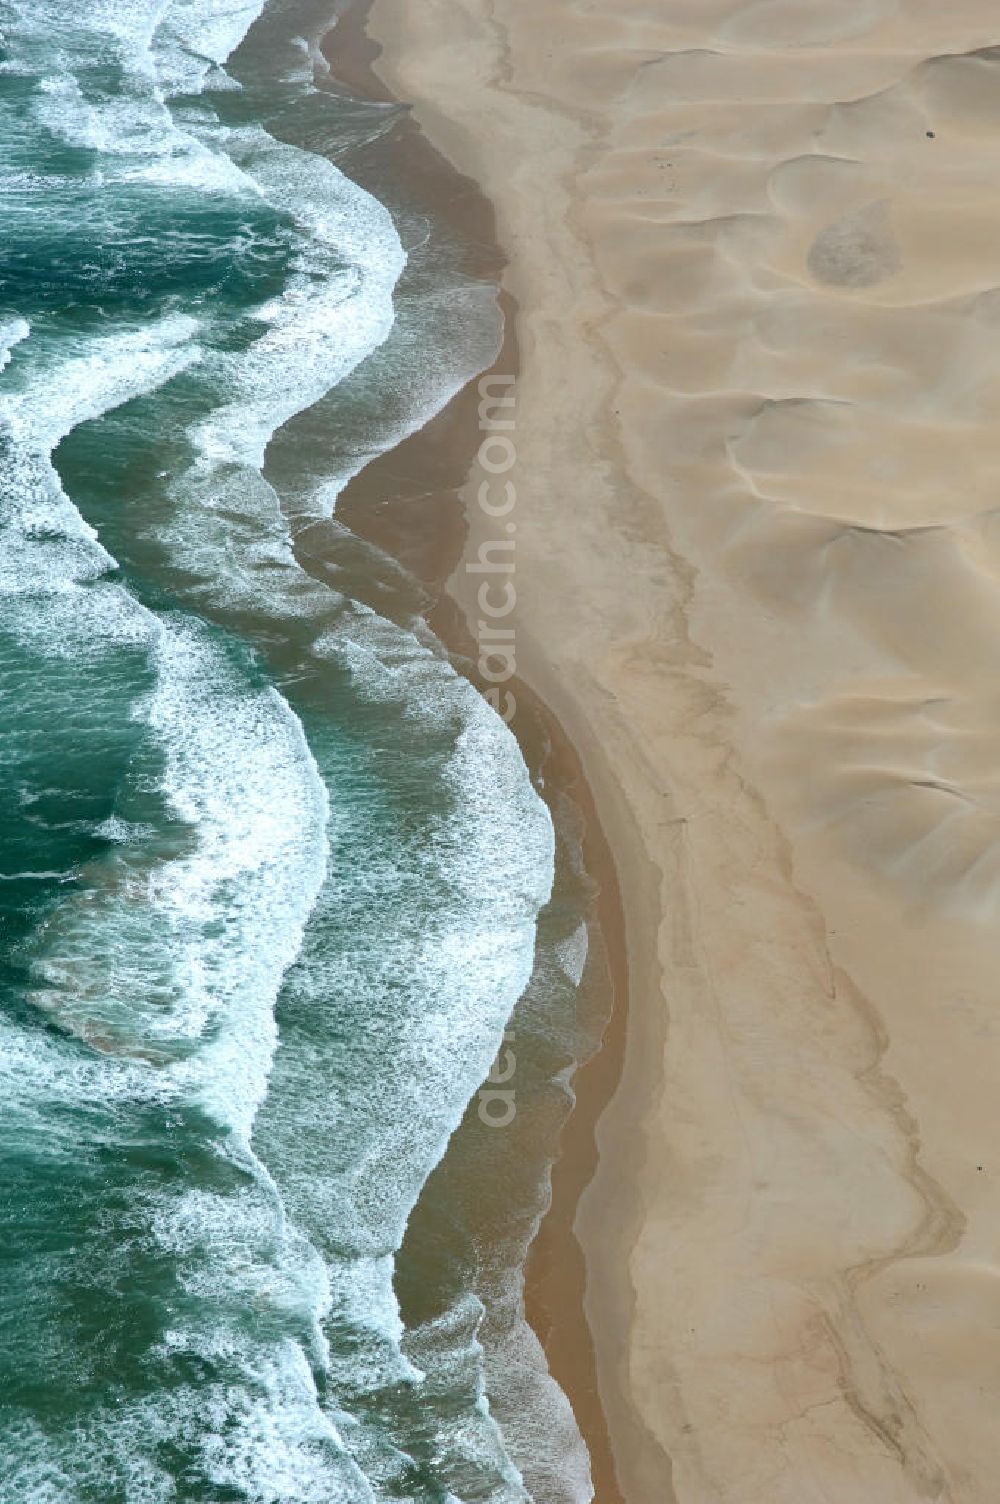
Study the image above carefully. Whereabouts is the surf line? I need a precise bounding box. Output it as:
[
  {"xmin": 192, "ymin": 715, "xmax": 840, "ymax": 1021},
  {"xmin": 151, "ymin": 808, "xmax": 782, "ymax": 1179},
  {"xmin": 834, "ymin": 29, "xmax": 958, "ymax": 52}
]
[{"xmin": 468, "ymin": 374, "xmax": 517, "ymax": 727}]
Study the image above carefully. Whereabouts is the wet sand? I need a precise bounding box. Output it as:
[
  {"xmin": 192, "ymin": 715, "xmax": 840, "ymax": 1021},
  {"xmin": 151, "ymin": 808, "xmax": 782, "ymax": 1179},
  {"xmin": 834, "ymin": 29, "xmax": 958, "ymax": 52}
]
[
  {"xmin": 365, "ymin": 1, "xmax": 1000, "ymax": 1501},
  {"xmin": 321, "ymin": 9, "xmax": 627, "ymax": 1501}
]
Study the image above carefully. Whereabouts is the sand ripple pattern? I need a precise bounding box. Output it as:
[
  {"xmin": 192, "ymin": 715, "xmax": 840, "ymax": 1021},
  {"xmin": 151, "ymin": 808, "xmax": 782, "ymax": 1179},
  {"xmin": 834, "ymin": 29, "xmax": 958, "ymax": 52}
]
[{"xmin": 571, "ymin": 6, "xmax": 1000, "ymax": 1500}]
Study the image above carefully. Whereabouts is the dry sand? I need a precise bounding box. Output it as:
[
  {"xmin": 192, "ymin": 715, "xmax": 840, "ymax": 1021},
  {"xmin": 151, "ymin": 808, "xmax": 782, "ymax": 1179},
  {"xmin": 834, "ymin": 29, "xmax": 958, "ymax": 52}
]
[{"xmin": 366, "ymin": 2, "xmax": 1000, "ymax": 1500}]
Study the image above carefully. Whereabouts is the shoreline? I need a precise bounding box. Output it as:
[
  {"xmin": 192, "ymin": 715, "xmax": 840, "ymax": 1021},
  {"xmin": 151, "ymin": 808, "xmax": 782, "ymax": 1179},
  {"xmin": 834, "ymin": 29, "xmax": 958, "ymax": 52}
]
[{"xmin": 320, "ymin": 8, "xmax": 630, "ymax": 1500}]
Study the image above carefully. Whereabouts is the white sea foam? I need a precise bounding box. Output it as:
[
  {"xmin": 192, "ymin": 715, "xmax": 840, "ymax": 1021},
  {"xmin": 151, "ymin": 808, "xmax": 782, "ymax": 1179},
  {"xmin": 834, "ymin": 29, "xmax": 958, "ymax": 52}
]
[
  {"xmin": 0, "ymin": 315, "xmax": 199, "ymax": 449},
  {"xmin": 190, "ymin": 124, "xmax": 405, "ymax": 468},
  {"xmin": 5, "ymin": 0, "xmax": 166, "ymax": 54},
  {"xmin": 192, "ymin": 1344, "xmax": 373, "ymax": 1504},
  {"xmin": 0, "ymin": 319, "xmax": 199, "ymax": 625},
  {"xmin": 404, "ymin": 1293, "xmax": 531, "ymax": 1504},
  {"xmin": 7, "ymin": 0, "xmax": 265, "ymax": 100},
  {"xmin": 0, "ymin": 1345, "xmax": 371, "ymax": 1504},
  {"xmin": 152, "ymin": 0, "xmax": 268, "ymax": 95},
  {"xmin": 147, "ymin": 617, "xmax": 331, "ymax": 1131},
  {"xmin": 479, "ymin": 1269, "xmax": 595, "ymax": 1504},
  {"xmin": 11, "ymin": 0, "xmax": 263, "ymax": 215},
  {"xmin": 310, "ymin": 605, "xmax": 558, "ymax": 1174},
  {"xmin": 31, "ymin": 68, "xmax": 254, "ymax": 198},
  {"xmin": 0, "ymin": 319, "xmax": 29, "ymax": 373},
  {"xmin": 20, "ymin": 613, "xmax": 329, "ymax": 1132},
  {"xmin": 0, "ymin": 321, "xmax": 200, "ymax": 668},
  {"xmin": 555, "ymin": 920, "xmax": 589, "ymax": 988},
  {"xmin": 34, "ymin": 71, "xmax": 165, "ymax": 155},
  {"xmin": 305, "ymin": 279, "xmax": 504, "ymax": 518}
]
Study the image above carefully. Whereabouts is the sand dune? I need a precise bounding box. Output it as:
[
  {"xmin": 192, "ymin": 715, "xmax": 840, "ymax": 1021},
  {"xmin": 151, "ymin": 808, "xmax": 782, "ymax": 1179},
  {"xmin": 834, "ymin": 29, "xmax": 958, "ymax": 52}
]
[{"xmin": 371, "ymin": 1, "xmax": 1000, "ymax": 1499}]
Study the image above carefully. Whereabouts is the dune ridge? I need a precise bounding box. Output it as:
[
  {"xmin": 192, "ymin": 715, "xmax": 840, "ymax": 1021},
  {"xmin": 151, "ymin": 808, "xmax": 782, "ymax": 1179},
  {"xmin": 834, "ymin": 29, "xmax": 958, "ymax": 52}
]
[{"xmin": 368, "ymin": 1, "xmax": 1000, "ymax": 1499}]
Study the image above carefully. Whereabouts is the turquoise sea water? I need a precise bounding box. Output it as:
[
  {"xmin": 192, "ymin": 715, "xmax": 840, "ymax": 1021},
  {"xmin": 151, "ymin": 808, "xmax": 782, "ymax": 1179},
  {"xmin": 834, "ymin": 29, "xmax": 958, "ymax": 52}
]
[{"xmin": 0, "ymin": 3, "xmax": 600, "ymax": 1501}]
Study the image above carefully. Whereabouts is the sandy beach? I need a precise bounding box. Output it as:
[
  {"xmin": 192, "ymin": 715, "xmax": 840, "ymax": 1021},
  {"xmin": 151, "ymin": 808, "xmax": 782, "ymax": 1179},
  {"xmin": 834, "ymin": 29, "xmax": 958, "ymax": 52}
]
[{"xmin": 365, "ymin": 2, "xmax": 1000, "ymax": 1500}]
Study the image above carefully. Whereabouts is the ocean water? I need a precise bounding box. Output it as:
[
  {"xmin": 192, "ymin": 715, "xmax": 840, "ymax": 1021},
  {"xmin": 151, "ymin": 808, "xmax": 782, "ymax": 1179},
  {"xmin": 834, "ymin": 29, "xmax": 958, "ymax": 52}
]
[{"xmin": 0, "ymin": 4, "xmax": 597, "ymax": 1501}]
